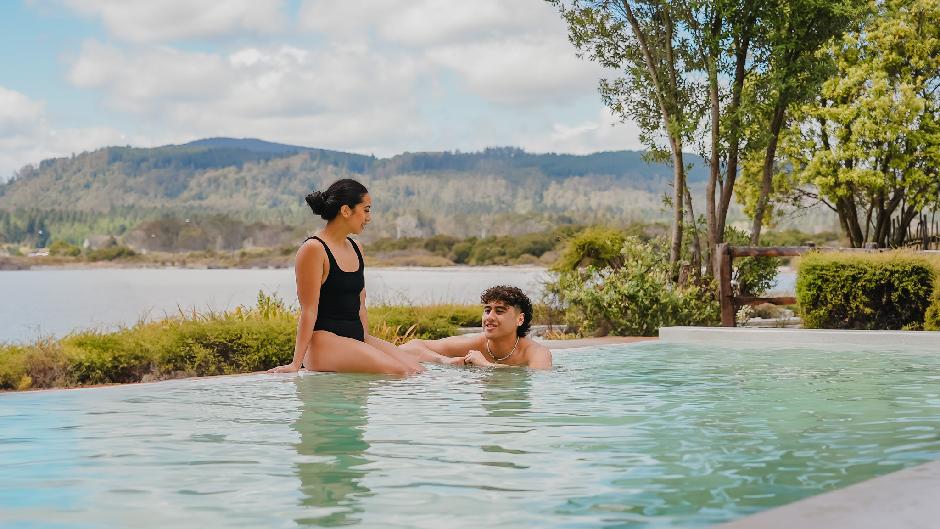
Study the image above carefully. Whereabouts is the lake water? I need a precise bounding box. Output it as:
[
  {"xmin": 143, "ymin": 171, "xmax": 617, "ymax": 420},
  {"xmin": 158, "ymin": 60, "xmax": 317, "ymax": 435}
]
[
  {"xmin": 0, "ymin": 267, "xmax": 548, "ymax": 344},
  {"xmin": 2, "ymin": 342, "xmax": 938, "ymax": 528},
  {"xmin": 0, "ymin": 267, "xmax": 796, "ymax": 344}
]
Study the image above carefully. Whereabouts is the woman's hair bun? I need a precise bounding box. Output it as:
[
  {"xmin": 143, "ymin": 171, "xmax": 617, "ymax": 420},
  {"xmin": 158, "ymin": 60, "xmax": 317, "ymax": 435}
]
[
  {"xmin": 305, "ymin": 191, "xmax": 327, "ymax": 216},
  {"xmin": 304, "ymin": 179, "xmax": 369, "ymax": 221}
]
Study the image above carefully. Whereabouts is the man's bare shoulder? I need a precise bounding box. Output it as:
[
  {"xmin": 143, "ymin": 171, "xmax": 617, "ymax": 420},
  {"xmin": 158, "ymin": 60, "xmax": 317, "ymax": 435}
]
[{"xmin": 522, "ymin": 338, "xmax": 552, "ymax": 369}]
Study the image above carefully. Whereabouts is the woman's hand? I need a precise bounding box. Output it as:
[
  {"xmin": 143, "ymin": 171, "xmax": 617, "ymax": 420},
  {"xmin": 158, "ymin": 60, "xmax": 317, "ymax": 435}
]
[{"xmin": 267, "ymin": 363, "xmax": 302, "ymax": 373}]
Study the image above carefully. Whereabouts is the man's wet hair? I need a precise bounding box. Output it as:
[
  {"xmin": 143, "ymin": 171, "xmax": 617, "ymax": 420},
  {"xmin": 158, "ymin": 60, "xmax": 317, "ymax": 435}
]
[{"xmin": 481, "ymin": 285, "xmax": 533, "ymax": 337}]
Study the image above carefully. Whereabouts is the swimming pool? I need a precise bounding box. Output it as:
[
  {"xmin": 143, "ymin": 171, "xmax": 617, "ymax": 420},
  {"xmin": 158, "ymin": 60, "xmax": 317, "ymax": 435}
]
[{"xmin": 2, "ymin": 342, "xmax": 939, "ymax": 528}]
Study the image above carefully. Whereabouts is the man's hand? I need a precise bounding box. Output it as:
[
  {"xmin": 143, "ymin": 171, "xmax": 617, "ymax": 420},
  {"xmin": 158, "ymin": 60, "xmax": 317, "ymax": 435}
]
[
  {"xmin": 463, "ymin": 349, "xmax": 493, "ymax": 367},
  {"xmin": 441, "ymin": 356, "xmax": 466, "ymax": 366},
  {"xmin": 268, "ymin": 363, "xmax": 302, "ymax": 373}
]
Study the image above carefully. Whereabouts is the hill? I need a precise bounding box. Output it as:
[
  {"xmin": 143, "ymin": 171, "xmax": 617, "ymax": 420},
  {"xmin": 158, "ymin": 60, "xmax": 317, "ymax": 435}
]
[{"xmin": 0, "ymin": 138, "xmax": 726, "ymax": 248}]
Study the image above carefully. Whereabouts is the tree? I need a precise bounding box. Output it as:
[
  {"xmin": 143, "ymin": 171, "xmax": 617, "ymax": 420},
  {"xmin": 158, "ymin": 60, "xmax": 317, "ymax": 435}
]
[
  {"xmin": 768, "ymin": 0, "xmax": 940, "ymax": 248},
  {"xmin": 742, "ymin": 0, "xmax": 866, "ymax": 244},
  {"xmin": 550, "ymin": 0, "xmax": 702, "ymax": 276}
]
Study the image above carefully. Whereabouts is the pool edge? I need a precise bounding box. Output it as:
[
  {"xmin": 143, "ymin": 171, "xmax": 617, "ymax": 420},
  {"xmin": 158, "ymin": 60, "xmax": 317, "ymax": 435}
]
[
  {"xmin": 711, "ymin": 457, "xmax": 940, "ymax": 529},
  {"xmin": 659, "ymin": 326, "xmax": 940, "ymax": 349}
]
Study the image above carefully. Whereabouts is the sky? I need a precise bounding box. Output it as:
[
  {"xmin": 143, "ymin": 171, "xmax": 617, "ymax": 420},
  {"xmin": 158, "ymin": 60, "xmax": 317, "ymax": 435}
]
[{"xmin": 0, "ymin": 0, "xmax": 645, "ymax": 180}]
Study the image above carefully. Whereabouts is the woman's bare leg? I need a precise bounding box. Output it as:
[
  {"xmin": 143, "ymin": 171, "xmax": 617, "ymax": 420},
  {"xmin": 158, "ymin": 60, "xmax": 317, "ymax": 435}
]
[
  {"xmin": 305, "ymin": 331, "xmax": 421, "ymax": 375},
  {"xmin": 364, "ymin": 335, "xmax": 428, "ymax": 371}
]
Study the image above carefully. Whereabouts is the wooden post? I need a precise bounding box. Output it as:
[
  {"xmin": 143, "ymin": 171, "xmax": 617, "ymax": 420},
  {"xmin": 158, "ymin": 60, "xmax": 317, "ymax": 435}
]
[{"xmin": 715, "ymin": 243, "xmax": 735, "ymax": 327}]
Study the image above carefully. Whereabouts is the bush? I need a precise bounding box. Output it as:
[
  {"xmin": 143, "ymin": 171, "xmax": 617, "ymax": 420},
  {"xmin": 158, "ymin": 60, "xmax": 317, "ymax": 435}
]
[
  {"xmin": 547, "ymin": 236, "xmax": 719, "ymax": 336},
  {"xmin": 368, "ymin": 304, "xmax": 480, "ymax": 341},
  {"xmin": 86, "ymin": 245, "xmax": 137, "ymax": 261},
  {"xmin": 925, "ymin": 296, "xmax": 940, "ymax": 331},
  {"xmin": 552, "ymin": 226, "xmax": 626, "ymax": 272},
  {"xmin": 796, "ymin": 252, "xmax": 936, "ymax": 330},
  {"xmin": 725, "ymin": 227, "xmax": 780, "ymax": 296},
  {"xmin": 49, "ymin": 240, "xmax": 82, "ymax": 257}
]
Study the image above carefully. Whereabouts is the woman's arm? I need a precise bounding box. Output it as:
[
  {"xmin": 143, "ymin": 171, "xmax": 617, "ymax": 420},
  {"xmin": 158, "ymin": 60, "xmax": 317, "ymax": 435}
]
[
  {"xmin": 401, "ymin": 334, "xmax": 479, "ymax": 364},
  {"xmin": 269, "ymin": 242, "xmax": 325, "ymax": 373},
  {"xmin": 355, "ymin": 241, "xmax": 370, "ymax": 338}
]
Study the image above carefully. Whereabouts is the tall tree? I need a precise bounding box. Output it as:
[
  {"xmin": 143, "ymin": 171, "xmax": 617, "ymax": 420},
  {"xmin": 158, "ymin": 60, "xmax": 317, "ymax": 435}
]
[
  {"xmin": 551, "ymin": 0, "xmax": 702, "ymax": 276},
  {"xmin": 743, "ymin": 0, "xmax": 866, "ymax": 244},
  {"xmin": 764, "ymin": 0, "xmax": 940, "ymax": 247}
]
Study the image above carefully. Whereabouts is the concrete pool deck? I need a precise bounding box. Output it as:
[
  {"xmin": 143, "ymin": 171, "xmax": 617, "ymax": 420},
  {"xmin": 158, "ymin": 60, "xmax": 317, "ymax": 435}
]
[
  {"xmin": 713, "ymin": 457, "xmax": 940, "ymax": 529},
  {"xmin": 660, "ymin": 326, "xmax": 940, "ymax": 349},
  {"xmin": 658, "ymin": 326, "xmax": 940, "ymax": 528}
]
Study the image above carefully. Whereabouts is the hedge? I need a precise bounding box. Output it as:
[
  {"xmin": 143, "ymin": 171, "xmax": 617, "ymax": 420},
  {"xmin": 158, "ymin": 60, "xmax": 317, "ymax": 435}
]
[{"xmin": 796, "ymin": 252, "xmax": 936, "ymax": 330}]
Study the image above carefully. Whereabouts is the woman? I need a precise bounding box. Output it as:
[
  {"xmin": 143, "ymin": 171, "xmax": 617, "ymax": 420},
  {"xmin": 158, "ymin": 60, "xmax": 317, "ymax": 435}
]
[{"xmin": 269, "ymin": 179, "xmax": 425, "ymax": 375}]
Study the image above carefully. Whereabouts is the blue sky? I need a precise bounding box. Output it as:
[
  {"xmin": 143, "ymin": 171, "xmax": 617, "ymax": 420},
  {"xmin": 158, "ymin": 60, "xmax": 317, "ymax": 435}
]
[{"xmin": 0, "ymin": 0, "xmax": 644, "ymax": 179}]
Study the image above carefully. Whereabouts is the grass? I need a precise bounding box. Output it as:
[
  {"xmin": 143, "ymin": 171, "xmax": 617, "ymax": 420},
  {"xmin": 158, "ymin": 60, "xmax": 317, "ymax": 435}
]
[{"xmin": 0, "ymin": 292, "xmax": 484, "ymax": 391}]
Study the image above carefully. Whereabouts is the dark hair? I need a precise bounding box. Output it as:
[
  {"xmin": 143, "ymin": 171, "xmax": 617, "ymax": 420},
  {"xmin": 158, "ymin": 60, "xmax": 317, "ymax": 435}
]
[
  {"xmin": 481, "ymin": 285, "xmax": 533, "ymax": 337},
  {"xmin": 305, "ymin": 179, "xmax": 369, "ymax": 220}
]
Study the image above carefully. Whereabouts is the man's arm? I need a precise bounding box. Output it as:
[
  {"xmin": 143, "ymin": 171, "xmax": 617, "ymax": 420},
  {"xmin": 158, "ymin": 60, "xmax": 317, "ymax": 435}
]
[{"xmin": 401, "ymin": 334, "xmax": 479, "ymax": 363}]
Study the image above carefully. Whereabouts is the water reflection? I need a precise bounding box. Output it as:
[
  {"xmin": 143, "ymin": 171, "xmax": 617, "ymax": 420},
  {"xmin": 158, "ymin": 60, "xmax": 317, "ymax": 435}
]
[
  {"xmin": 480, "ymin": 369, "xmax": 533, "ymax": 419},
  {"xmin": 292, "ymin": 374, "xmax": 374, "ymax": 527}
]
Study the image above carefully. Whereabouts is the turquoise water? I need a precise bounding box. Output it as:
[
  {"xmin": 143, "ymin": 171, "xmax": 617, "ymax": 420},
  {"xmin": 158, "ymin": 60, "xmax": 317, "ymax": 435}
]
[{"xmin": 2, "ymin": 342, "xmax": 939, "ymax": 528}]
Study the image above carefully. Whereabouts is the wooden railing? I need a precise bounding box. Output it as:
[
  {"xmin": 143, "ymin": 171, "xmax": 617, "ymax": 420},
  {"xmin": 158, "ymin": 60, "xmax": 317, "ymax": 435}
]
[{"xmin": 713, "ymin": 244, "xmax": 887, "ymax": 327}]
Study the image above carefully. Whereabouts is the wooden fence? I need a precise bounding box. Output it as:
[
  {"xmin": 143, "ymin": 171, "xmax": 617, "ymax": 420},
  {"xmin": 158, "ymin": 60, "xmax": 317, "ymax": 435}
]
[
  {"xmin": 900, "ymin": 212, "xmax": 940, "ymax": 250},
  {"xmin": 714, "ymin": 244, "xmax": 887, "ymax": 327}
]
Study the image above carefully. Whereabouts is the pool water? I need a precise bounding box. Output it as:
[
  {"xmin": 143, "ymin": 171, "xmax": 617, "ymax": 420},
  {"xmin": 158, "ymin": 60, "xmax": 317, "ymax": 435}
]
[{"xmin": 2, "ymin": 343, "xmax": 939, "ymax": 528}]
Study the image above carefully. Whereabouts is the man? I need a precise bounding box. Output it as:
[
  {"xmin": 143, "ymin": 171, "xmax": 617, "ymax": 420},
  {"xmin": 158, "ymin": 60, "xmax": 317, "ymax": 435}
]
[{"xmin": 402, "ymin": 285, "xmax": 552, "ymax": 370}]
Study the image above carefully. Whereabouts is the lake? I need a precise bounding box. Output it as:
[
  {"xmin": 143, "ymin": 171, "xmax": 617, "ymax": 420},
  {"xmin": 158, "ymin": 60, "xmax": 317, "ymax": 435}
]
[
  {"xmin": 0, "ymin": 267, "xmax": 795, "ymax": 344},
  {"xmin": 0, "ymin": 267, "xmax": 548, "ymax": 344}
]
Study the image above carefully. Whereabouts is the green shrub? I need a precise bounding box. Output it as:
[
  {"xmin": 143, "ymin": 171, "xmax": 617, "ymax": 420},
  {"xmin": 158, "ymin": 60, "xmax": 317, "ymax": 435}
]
[
  {"xmin": 369, "ymin": 304, "xmax": 480, "ymax": 340},
  {"xmin": 0, "ymin": 346, "xmax": 29, "ymax": 390},
  {"xmin": 725, "ymin": 227, "xmax": 780, "ymax": 297},
  {"xmin": 796, "ymin": 252, "xmax": 936, "ymax": 330},
  {"xmin": 49, "ymin": 240, "xmax": 82, "ymax": 257},
  {"xmin": 548, "ymin": 236, "xmax": 719, "ymax": 336},
  {"xmin": 925, "ymin": 296, "xmax": 940, "ymax": 331},
  {"xmin": 86, "ymin": 246, "xmax": 137, "ymax": 261},
  {"xmin": 552, "ymin": 226, "xmax": 626, "ymax": 272}
]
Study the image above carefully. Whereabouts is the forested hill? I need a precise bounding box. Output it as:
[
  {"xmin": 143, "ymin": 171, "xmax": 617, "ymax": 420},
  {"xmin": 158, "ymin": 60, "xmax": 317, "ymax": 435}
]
[{"xmin": 0, "ymin": 138, "xmax": 713, "ymax": 243}]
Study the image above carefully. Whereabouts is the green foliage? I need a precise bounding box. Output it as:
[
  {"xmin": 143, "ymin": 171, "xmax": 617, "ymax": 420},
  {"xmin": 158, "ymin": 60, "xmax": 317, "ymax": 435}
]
[
  {"xmin": 368, "ymin": 304, "xmax": 480, "ymax": 340},
  {"xmin": 796, "ymin": 252, "xmax": 936, "ymax": 329},
  {"xmin": 773, "ymin": 0, "xmax": 940, "ymax": 248},
  {"xmin": 552, "ymin": 227, "xmax": 626, "ymax": 272},
  {"xmin": 761, "ymin": 229, "xmax": 843, "ymax": 247},
  {"xmin": 925, "ymin": 294, "xmax": 940, "ymax": 331},
  {"xmin": 367, "ymin": 226, "xmax": 583, "ymax": 266},
  {"xmin": 0, "ymin": 346, "xmax": 29, "ymax": 390},
  {"xmin": 86, "ymin": 246, "xmax": 137, "ymax": 261},
  {"xmin": 724, "ymin": 227, "xmax": 781, "ymax": 296},
  {"xmin": 49, "ymin": 240, "xmax": 81, "ymax": 257},
  {"xmin": 548, "ymin": 236, "xmax": 719, "ymax": 336}
]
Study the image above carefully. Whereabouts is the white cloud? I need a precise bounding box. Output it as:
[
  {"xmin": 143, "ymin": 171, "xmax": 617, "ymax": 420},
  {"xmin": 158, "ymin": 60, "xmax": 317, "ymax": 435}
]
[
  {"xmin": 58, "ymin": 0, "xmax": 288, "ymax": 42},
  {"xmin": 66, "ymin": 41, "xmax": 429, "ymax": 154},
  {"xmin": 0, "ymin": 87, "xmax": 45, "ymax": 138},
  {"xmin": 299, "ymin": 0, "xmax": 609, "ymax": 106},
  {"xmin": 0, "ymin": 86, "xmax": 136, "ymax": 179},
  {"xmin": 517, "ymin": 106, "xmax": 646, "ymax": 154},
  {"xmin": 17, "ymin": 1, "xmax": 644, "ymax": 163}
]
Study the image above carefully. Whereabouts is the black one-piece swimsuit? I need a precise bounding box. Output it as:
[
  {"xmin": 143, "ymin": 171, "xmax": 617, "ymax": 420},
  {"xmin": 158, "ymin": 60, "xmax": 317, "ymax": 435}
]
[{"xmin": 308, "ymin": 236, "xmax": 365, "ymax": 342}]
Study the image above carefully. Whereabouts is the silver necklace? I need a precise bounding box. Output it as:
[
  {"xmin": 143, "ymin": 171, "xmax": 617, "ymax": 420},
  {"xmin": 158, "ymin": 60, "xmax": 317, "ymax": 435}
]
[{"xmin": 486, "ymin": 336, "xmax": 520, "ymax": 362}]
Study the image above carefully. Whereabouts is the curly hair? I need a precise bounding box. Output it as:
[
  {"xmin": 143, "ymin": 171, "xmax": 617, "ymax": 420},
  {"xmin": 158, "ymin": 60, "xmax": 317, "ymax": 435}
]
[{"xmin": 480, "ymin": 285, "xmax": 533, "ymax": 337}]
